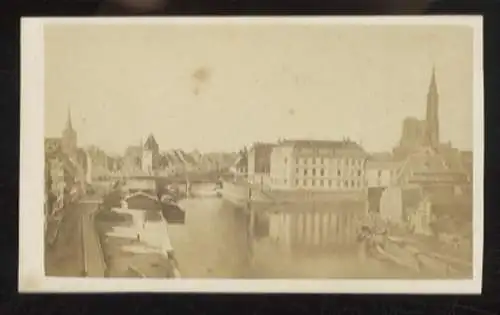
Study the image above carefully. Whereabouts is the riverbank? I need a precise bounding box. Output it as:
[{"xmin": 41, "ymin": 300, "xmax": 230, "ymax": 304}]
[{"xmin": 94, "ymin": 207, "xmax": 176, "ymax": 278}]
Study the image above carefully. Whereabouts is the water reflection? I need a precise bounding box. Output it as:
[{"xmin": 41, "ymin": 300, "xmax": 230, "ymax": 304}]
[{"xmin": 171, "ymin": 186, "xmax": 423, "ymax": 279}]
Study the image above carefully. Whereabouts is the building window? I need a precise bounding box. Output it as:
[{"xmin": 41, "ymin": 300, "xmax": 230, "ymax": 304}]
[
  {"xmin": 351, "ymin": 180, "xmax": 355, "ymax": 187},
  {"xmin": 337, "ymin": 170, "xmax": 341, "ymax": 177},
  {"xmin": 296, "ymin": 168, "xmax": 299, "ymax": 174},
  {"xmin": 320, "ymin": 180, "xmax": 324, "ymax": 186},
  {"xmin": 312, "ymin": 169, "xmax": 316, "ymax": 176},
  {"xmin": 320, "ymin": 158, "xmax": 324, "ymax": 164},
  {"xmin": 296, "ymin": 158, "xmax": 299, "ymax": 164},
  {"xmin": 358, "ymin": 170, "xmax": 362, "ymax": 176},
  {"xmin": 295, "ymin": 179, "xmax": 299, "ymax": 186},
  {"xmin": 312, "ymin": 180, "xmax": 316, "ymax": 186},
  {"xmin": 284, "ymin": 179, "xmax": 287, "ymax": 185},
  {"xmin": 303, "ymin": 179, "xmax": 307, "ymax": 186},
  {"xmin": 304, "ymin": 169, "xmax": 308, "ymax": 176},
  {"xmin": 378, "ymin": 170, "xmax": 382, "ymax": 177},
  {"xmin": 328, "ymin": 180, "xmax": 332, "ymax": 187},
  {"xmin": 320, "ymin": 169, "xmax": 325, "ymax": 176},
  {"xmin": 344, "ymin": 180, "xmax": 349, "ymax": 188},
  {"xmin": 284, "ymin": 158, "xmax": 288, "ymax": 164},
  {"xmin": 312, "ymin": 158, "xmax": 316, "ymax": 164}
]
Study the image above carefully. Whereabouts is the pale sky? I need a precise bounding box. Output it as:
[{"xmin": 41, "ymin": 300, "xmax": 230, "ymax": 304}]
[{"xmin": 44, "ymin": 22, "xmax": 474, "ymax": 156}]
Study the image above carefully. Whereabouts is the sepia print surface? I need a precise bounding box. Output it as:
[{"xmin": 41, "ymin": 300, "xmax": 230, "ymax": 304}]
[{"xmin": 20, "ymin": 17, "xmax": 483, "ymax": 293}]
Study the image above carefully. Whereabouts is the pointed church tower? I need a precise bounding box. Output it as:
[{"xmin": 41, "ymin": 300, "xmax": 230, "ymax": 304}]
[
  {"xmin": 62, "ymin": 106, "xmax": 78, "ymax": 157},
  {"xmin": 426, "ymin": 66, "xmax": 440, "ymax": 149},
  {"xmin": 66, "ymin": 107, "xmax": 73, "ymax": 130}
]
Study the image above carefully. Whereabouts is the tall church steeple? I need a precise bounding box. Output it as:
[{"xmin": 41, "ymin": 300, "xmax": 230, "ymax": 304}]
[
  {"xmin": 66, "ymin": 107, "xmax": 74, "ymax": 131},
  {"xmin": 62, "ymin": 106, "xmax": 77, "ymax": 157},
  {"xmin": 426, "ymin": 66, "xmax": 440, "ymax": 149}
]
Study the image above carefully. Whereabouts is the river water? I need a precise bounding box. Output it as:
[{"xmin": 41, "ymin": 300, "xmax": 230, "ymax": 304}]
[
  {"xmin": 166, "ymin": 183, "xmax": 431, "ymax": 279},
  {"xmin": 167, "ymin": 185, "xmax": 250, "ymax": 278}
]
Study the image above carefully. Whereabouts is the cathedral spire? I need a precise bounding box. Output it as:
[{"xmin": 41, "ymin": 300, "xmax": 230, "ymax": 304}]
[
  {"xmin": 66, "ymin": 106, "xmax": 73, "ymax": 130},
  {"xmin": 429, "ymin": 65, "xmax": 437, "ymax": 94},
  {"xmin": 62, "ymin": 106, "xmax": 77, "ymax": 157},
  {"xmin": 426, "ymin": 65, "xmax": 440, "ymax": 149}
]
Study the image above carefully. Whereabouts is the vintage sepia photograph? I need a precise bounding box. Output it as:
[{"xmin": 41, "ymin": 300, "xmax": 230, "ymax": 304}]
[{"xmin": 20, "ymin": 17, "xmax": 483, "ymax": 293}]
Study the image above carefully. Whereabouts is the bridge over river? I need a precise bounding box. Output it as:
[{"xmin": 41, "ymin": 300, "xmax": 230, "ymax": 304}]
[{"xmin": 109, "ymin": 170, "xmax": 231, "ymax": 185}]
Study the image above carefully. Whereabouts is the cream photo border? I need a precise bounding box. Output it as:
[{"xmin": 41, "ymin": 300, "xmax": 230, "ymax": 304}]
[{"xmin": 19, "ymin": 16, "xmax": 484, "ymax": 294}]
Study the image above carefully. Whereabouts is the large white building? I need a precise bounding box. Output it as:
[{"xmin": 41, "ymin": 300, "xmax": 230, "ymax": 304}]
[{"xmin": 269, "ymin": 139, "xmax": 368, "ymax": 191}]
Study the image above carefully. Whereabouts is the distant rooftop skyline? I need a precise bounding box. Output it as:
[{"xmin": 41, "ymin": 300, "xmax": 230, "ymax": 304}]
[{"xmin": 45, "ymin": 23, "xmax": 474, "ymax": 155}]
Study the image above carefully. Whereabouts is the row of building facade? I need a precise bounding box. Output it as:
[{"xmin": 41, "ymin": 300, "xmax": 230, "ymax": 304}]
[
  {"xmin": 232, "ymin": 142, "xmax": 470, "ymax": 196},
  {"xmin": 44, "ymin": 109, "xmax": 119, "ymax": 224},
  {"xmin": 121, "ymin": 133, "xmax": 237, "ymax": 177},
  {"xmin": 44, "ymin": 110, "xmax": 87, "ymax": 225}
]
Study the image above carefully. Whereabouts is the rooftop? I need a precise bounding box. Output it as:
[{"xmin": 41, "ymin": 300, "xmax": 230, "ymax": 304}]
[
  {"xmin": 249, "ymin": 142, "xmax": 276, "ymax": 151},
  {"xmin": 125, "ymin": 145, "xmax": 142, "ymax": 156},
  {"xmin": 277, "ymin": 139, "xmax": 366, "ymax": 156}
]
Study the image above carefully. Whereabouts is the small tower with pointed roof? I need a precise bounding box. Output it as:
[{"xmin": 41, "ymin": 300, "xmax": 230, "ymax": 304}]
[{"xmin": 61, "ymin": 107, "xmax": 78, "ymax": 158}]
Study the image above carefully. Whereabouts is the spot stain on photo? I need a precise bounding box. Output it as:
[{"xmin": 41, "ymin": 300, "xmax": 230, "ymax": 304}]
[
  {"xmin": 192, "ymin": 67, "xmax": 211, "ymax": 83},
  {"xmin": 191, "ymin": 67, "xmax": 212, "ymax": 96}
]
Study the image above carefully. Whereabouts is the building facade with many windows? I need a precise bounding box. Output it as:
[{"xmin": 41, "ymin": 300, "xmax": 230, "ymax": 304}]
[{"xmin": 269, "ymin": 139, "xmax": 368, "ymax": 191}]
